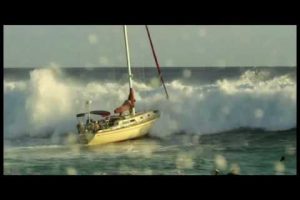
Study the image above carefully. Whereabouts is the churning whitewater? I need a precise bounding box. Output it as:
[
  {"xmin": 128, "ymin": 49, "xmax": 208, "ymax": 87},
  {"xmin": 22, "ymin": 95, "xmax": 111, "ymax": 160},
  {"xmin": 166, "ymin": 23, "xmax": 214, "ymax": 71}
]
[{"xmin": 4, "ymin": 66, "xmax": 296, "ymax": 143}]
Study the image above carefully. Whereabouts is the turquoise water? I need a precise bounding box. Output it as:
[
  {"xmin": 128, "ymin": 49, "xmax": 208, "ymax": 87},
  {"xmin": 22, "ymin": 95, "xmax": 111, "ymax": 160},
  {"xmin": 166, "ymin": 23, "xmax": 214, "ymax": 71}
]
[{"xmin": 4, "ymin": 129, "xmax": 296, "ymax": 175}]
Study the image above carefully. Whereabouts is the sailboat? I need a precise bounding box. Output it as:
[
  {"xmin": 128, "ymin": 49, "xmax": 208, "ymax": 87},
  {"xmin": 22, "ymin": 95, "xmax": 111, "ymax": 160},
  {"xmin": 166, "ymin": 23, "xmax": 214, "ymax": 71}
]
[{"xmin": 76, "ymin": 25, "xmax": 169, "ymax": 146}]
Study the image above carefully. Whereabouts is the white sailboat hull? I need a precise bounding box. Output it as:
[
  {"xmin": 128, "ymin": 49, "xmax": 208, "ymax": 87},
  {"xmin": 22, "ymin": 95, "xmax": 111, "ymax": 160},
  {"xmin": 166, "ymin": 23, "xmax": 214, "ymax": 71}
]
[{"xmin": 79, "ymin": 110, "xmax": 159, "ymax": 146}]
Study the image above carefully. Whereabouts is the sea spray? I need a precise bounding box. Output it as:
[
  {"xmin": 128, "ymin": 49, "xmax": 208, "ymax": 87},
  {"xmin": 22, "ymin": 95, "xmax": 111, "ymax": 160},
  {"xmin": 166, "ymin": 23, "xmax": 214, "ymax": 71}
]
[
  {"xmin": 149, "ymin": 72, "xmax": 296, "ymax": 137},
  {"xmin": 4, "ymin": 67, "xmax": 296, "ymax": 141}
]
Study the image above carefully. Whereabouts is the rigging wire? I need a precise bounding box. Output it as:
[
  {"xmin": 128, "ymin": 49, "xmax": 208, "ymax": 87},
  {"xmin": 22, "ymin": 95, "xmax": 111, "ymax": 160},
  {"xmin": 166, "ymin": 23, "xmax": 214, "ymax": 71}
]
[{"xmin": 145, "ymin": 25, "xmax": 169, "ymax": 100}]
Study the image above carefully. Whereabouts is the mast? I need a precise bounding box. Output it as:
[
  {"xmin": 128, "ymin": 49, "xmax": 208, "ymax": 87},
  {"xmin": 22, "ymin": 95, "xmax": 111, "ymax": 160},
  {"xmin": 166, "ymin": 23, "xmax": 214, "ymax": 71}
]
[{"xmin": 123, "ymin": 25, "xmax": 135, "ymax": 115}]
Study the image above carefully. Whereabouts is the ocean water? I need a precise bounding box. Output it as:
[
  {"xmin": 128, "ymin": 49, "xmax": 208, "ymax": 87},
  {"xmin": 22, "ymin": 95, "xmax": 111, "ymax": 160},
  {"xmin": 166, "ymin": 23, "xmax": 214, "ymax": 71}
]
[{"xmin": 3, "ymin": 66, "xmax": 297, "ymax": 175}]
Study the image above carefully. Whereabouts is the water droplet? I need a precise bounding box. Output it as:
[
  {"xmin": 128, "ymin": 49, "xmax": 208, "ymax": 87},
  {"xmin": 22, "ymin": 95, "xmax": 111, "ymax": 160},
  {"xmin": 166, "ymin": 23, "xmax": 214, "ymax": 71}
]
[
  {"xmin": 182, "ymin": 69, "xmax": 191, "ymax": 78},
  {"xmin": 66, "ymin": 167, "xmax": 77, "ymax": 175},
  {"xmin": 214, "ymin": 154, "xmax": 227, "ymax": 170},
  {"xmin": 176, "ymin": 153, "xmax": 194, "ymax": 169}
]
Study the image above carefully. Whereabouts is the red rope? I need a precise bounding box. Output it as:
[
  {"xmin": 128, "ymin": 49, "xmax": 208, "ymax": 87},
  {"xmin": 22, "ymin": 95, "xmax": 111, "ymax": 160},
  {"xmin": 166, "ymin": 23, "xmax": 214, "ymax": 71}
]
[{"xmin": 145, "ymin": 25, "xmax": 169, "ymax": 100}]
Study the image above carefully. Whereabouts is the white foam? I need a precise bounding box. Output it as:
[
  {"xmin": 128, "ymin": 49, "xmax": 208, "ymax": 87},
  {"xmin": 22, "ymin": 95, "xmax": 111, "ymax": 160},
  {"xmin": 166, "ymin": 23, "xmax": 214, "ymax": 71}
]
[{"xmin": 4, "ymin": 67, "xmax": 296, "ymax": 140}]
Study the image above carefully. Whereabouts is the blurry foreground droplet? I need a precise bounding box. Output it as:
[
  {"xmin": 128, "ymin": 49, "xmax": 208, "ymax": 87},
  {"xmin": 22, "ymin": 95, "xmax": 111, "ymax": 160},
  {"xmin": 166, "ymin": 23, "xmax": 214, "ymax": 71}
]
[
  {"xmin": 198, "ymin": 28, "xmax": 207, "ymax": 37},
  {"xmin": 274, "ymin": 161, "xmax": 285, "ymax": 174},
  {"xmin": 230, "ymin": 163, "xmax": 240, "ymax": 175},
  {"xmin": 65, "ymin": 133, "xmax": 78, "ymax": 145},
  {"xmin": 182, "ymin": 69, "xmax": 191, "ymax": 78},
  {"xmin": 149, "ymin": 77, "xmax": 161, "ymax": 88},
  {"xmin": 141, "ymin": 146, "xmax": 154, "ymax": 158},
  {"xmin": 66, "ymin": 167, "xmax": 77, "ymax": 175},
  {"xmin": 176, "ymin": 153, "xmax": 194, "ymax": 169},
  {"xmin": 254, "ymin": 109, "xmax": 264, "ymax": 119},
  {"xmin": 214, "ymin": 154, "xmax": 227, "ymax": 170}
]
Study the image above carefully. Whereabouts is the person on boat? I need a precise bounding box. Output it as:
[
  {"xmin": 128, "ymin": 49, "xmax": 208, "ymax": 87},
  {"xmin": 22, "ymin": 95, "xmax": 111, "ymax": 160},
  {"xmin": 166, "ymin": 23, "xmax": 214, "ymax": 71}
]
[
  {"xmin": 94, "ymin": 122, "xmax": 99, "ymax": 131},
  {"xmin": 114, "ymin": 89, "xmax": 136, "ymax": 116}
]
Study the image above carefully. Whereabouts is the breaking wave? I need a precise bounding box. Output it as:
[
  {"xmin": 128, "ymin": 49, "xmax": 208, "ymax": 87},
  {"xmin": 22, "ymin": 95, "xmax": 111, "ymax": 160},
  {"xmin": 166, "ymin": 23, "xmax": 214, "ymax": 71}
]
[{"xmin": 4, "ymin": 66, "xmax": 296, "ymax": 141}]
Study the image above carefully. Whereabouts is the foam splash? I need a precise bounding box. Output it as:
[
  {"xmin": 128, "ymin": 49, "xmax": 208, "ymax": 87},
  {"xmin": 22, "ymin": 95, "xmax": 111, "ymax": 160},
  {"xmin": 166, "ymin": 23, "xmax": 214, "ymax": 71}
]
[
  {"xmin": 4, "ymin": 67, "xmax": 296, "ymax": 141},
  {"xmin": 149, "ymin": 71, "xmax": 296, "ymax": 137}
]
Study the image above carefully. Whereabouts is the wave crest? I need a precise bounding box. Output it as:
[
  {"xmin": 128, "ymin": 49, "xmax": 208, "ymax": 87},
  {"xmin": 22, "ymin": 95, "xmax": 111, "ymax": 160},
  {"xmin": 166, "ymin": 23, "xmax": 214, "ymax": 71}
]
[{"xmin": 4, "ymin": 67, "xmax": 296, "ymax": 140}]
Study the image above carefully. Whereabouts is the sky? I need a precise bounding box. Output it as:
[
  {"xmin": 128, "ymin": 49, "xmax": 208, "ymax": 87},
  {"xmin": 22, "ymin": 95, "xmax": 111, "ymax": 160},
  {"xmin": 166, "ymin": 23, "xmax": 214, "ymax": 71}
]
[{"xmin": 4, "ymin": 25, "xmax": 296, "ymax": 68}]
